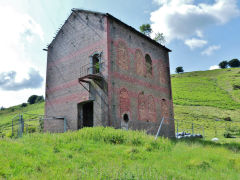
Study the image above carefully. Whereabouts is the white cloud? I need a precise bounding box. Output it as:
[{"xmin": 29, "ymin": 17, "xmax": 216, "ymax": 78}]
[
  {"xmin": 196, "ymin": 30, "xmax": 203, "ymax": 38},
  {"xmin": 184, "ymin": 38, "xmax": 207, "ymax": 49},
  {"xmin": 209, "ymin": 65, "xmax": 220, "ymax": 70},
  {"xmin": 0, "ymin": 5, "xmax": 44, "ymax": 107},
  {"xmin": 150, "ymin": 0, "xmax": 240, "ymax": 42},
  {"xmin": 201, "ymin": 45, "xmax": 221, "ymax": 56}
]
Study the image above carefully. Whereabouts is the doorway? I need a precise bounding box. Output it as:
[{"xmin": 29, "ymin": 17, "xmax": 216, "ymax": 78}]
[{"xmin": 78, "ymin": 101, "xmax": 93, "ymax": 128}]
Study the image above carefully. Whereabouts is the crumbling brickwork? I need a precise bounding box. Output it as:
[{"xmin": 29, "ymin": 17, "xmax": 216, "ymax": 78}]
[{"xmin": 45, "ymin": 9, "xmax": 175, "ymax": 137}]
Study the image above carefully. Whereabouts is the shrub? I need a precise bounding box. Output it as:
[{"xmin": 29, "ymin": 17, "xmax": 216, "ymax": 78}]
[
  {"xmin": 21, "ymin": 103, "xmax": 28, "ymax": 107},
  {"xmin": 233, "ymin": 84, "xmax": 240, "ymax": 90},
  {"xmin": 224, "ymin": 117, "xmax": 232, "ymax": 121}
]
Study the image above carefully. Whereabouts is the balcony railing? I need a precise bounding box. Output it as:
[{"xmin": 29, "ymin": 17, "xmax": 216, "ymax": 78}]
[{"xmin": 79, "ymin": 62, "xmax": 104, "ymax": 81}]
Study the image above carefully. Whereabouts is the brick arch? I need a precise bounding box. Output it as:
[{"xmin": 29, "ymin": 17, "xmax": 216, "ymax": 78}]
[
  {"xmin": 138, "ymin": 92, "xmax": 147, "ymax": 121},
  {"xmin": 148, "ymin": 95, "xmax": 156, "ymax": 122},
  {"xmin": 160, "ymin": 98, "xmax": 170, "ymax": 124},
  {"xmin": 135, "ymin": 49, "xmax": 145, "ymax": 76},
  {"xmin": 119, "ymin": 88, "xmax": 130, "ymax": 116},
  {"xmin": 117, "ymin": 40, "xmax": 129, "ymax": 70}
]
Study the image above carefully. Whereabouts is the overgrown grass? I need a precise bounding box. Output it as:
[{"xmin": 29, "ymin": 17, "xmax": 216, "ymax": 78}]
[{"xmin": 0, "ymin": 127, "xmax": 240, "ymax": 179}]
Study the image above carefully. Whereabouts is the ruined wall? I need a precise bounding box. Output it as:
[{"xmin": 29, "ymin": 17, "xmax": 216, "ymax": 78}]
[
  {"xmin": 107, "ymin": 18, "xmax": 175, "ymax": 137},
  {"xmin": 45, "ymin": 11, "xmax": 109, "ymax": 132}
]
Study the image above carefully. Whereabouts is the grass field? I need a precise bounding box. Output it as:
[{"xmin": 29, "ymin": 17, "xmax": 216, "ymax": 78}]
[
  {"xmin": 0, "ymin": 127, "xmax": 240, "ymax": 179},
  {"xmin": 0, "ymin": 68, "xmax": 240, "ymax": 179},
  {"xmin": 172, "ymin": 68, "xmax": 240, "ymax": 142}
]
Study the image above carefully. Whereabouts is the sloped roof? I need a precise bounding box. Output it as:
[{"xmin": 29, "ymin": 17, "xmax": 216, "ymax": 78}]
[{"xmin": 47, "ymin": 8, "xmax": 171, "ymax": 52}]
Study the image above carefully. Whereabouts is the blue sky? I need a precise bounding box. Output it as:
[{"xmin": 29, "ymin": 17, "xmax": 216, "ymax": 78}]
[{"xmin": 0, "ymin": 0, "xmax": 240, "ymax": 107}]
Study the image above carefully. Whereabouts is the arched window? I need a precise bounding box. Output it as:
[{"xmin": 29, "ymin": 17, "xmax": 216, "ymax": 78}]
[
  {"xmin": 119, "ymin": 88, "xmax": 130, "ymax": 116},
  {"xmin": 117, "ymin": 41, "xmax": 129, "ymax": 70},
  {"xmin": 135, "ymin": 49, "xmax": 144, "ymax": 76},
  {"xmin": 92, "ymin": 54, "xmax": 100, "ymax": 74},
  {"xmin": 145, "ymin": 54, "xmax": 152, "ymax": 77}
]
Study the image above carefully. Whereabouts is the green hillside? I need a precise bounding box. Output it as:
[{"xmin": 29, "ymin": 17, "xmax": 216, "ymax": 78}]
[
  {"xmin": 0, "ymin": 127, "xmax": 240, "ymax": 179},
  {"xmin": 172, "ymin": 68, "xmax": 240, "ymax": 141},
  {"xmin": 0, "ymin": 68, "xmax": 240, "ymax": 179},
  {"xmin": 0, "ymin": 68, "xmax": 240, "ymax": 141}
]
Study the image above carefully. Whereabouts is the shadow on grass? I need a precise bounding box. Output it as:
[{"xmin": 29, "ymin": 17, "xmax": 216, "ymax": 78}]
[{"xmin": 171, "ymin": 138, "xmax": 240, "ymax": 153}]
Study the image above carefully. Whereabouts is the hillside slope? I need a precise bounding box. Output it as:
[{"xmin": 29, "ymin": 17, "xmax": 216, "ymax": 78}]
[
  {"xmin": 0, "ymin": 127, "xmax": 240, "ymax": 179},
  {"xmin": 0, "ymin": 68, "xmax": 240, "ymax": 141},
  {"xmin": 172, "ymin": 68, "xmax": 240, "ymax": 141}
]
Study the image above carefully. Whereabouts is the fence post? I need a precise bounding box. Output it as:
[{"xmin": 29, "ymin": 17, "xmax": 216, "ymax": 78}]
[
  {"xmin": 18, "ymin": 114, "xmax": 24, "ymax": 137},
  {"xmin": 64, "ymin": 118, "xmax": 67, "ymax": 132}
]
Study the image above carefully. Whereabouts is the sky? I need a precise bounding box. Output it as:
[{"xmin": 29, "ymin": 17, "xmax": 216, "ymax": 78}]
[{"xmin": 0, "ymin": 0, "xmax": 239, "ymax": 107}]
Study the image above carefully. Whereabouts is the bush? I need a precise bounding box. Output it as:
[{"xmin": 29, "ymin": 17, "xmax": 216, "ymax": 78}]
[
  {"xmin": 224, "ymin": 117, "xmax": 232, "ymax": 121},
  {"xmin": 219, "ymin": 61, "xmax": 228, "ymax": 69},
  {"xmin": 233, "ymin": 84, "xmax": 240, "ymax": 90},
  {"xmin": 228, "ymin": 59, "xmax": 240, "ymax": 68},
  {"xmin": 21, "ymin": 103, "xmax": 28, "ymax": 107}
]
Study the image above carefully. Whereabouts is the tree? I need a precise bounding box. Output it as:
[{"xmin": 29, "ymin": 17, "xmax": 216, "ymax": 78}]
[
  {"xmin": 228, "ymin": 59, "xmax": 240, "ymax": 68},
  {"xmin": 219, "ymin": 61, "xmax": 228, "ymax": 69},
  {"xmin": 153, "ymin": 32, "xmax": 166, "ymax": 44},
  {"xmin": 0, "ymin": 106, "xmax": 5, "ymax": 111},
  {"xmin": 139, "ymin": 24, "xmax": 152, "ymax": 37},
  {"xmin": 27, "ymin": 95, "xmax": 44, "ymax": 104},
  {"xmin": 36, "ymin": 95, "xmax": 44, "ymax": 102},
  {"xmin": 176, "ymin": 66, "xmax": 184, "ymax": 74},
  {"xmin": 28, "ymin": 95, "xmax": 38, "ymax": 104}
]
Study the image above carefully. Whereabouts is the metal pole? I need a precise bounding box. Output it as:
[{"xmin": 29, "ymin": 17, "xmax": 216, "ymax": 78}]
[
  {"xmin": 155, "ymin": 117, "xmax": 164, "ymax": 140},
  {"xmin": 19, "ymin": 114, "xmax": 24, "ymax": 137}
]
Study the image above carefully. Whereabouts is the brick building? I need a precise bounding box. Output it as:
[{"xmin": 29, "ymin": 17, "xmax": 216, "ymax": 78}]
[{"xmin": 44, "ymin": 9, "xmax": 175, "ymax": 137}]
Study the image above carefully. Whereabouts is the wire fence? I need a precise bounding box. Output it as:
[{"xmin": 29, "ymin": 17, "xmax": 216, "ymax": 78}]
[
  {"xmin": 1, "ymin": 113, "xmax": 240, "ymax": 140},
  {"xmin": 0, "ymin": 113, "xmax": 67, "ymax": 138}
]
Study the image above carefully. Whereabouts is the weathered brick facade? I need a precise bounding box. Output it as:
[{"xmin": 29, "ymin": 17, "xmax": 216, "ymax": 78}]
[{"xmin": 45, "ymin": 9, "xmax": 175, "ymax": 137}]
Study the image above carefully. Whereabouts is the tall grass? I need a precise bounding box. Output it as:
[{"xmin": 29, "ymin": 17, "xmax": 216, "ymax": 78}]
[{"xmin": 0, "ymin": 127, "xmax": 240, "ymax": 179}]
